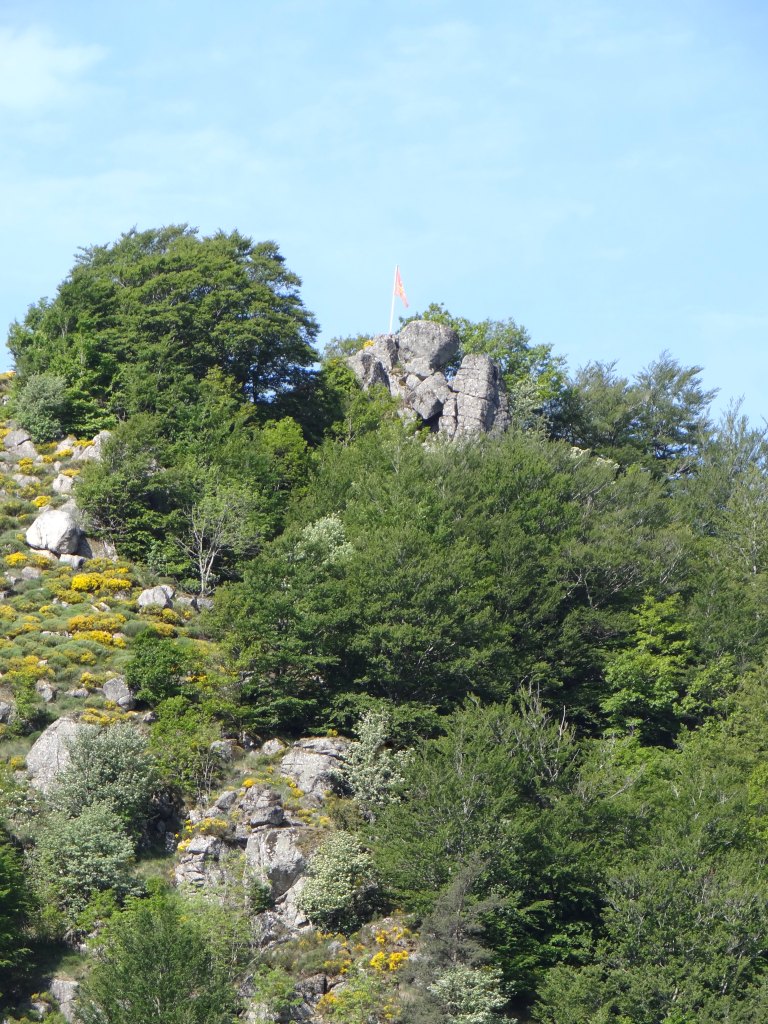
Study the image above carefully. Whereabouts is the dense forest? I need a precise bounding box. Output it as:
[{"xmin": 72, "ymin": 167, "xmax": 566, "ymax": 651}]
[{"xmin": 1, "ymin": 225, "xmax": 768, "ymax": 1024}]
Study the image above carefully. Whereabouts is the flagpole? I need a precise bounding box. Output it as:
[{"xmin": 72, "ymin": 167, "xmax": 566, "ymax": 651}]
[{"xmin": 388, "ymin": 265, "xmax": 398, "ymax": 333}]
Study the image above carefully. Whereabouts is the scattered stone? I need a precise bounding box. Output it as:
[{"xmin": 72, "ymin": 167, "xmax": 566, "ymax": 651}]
[
  {"xmin": 12, "ymin": 473, "xmax": 39, "ymax": 487},
  {"xmin": 66, "ymin": 688, "xmax": 89, "ymax": 698},
  {"xmin": 102, "ymin": 675, "xmax": 136, "ymax": 710},
  {"xmin": 26, "ymin": 717, "xmax": 90, "ymax": 793},
  {"xmin": 26, "ymin": 508, "xmax": 82, "ymax": 555},
  {"xmin": 20, "ymin": 565, "xmax": 42, "ymax": 581}
]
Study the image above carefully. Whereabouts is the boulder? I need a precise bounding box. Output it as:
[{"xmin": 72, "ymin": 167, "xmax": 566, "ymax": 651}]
[
  {"xmin": 443, "ymin": 353, "xmax": 510, "ymax": 437},
  {"xmin": 238, "ymin": 784, "xmax": 285, "ymax": 830},
  {"xmin": 397, "ymin": 319, "xmax": 460, "ymax": 376},
  {"xmin": 20, "ymin": 565, "xmax": 42, "ymax": 581},
  {"xmin": 76, "ymin": 536, "xmax": 118, "ymax": 560},
  {"xmin": 26, "ymin": 717, "xmax": 90, "ymax": 793},
  {"xmin": 0, "ymin": 700, "xmax": 13, "ymax": 723},
  {"xmin": 260, "ymin": 737, "xmax": 287, "ymax": 757},
  {"xmin": 3, "ymin": 428, "xmax": 37, "ymax": 460},
  {"xmin": 35, "ymin": 680, "xmax": 57, "ymax": 703},
  {"xmin": 102, "ymin": 675, "xmax": 135, "ymax": 710},
  {"xmin": 26, "ymin": 508, "xmax": 82, "ymax": 555},
  {"xmin": 137, "ymin": 585, "xmax": 173, "ymax": 609},
  {"xmin": 52, "ymin": 473, "xmax": 74, "ymax": 494},
  {"xmin": 59, "ymin": 553, "xmax": 85, "ymax": 569},
  {"xmin": 279, "ymin": 737, "xmax": 350, "ymax": 800},
  {"xmin": 245, "ymin": 826, "xmax": 307, "ymax": 897}
]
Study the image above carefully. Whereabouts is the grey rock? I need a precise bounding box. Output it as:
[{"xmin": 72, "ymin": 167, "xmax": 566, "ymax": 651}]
[
  {"xmin": 260, "ymin": 737, "xmax": 287, "ymax": 757},
  {"xmin": 397, "ymin": 319, "xmax": 460, "ymax": 375},
  {"xmin": 55, "ymin": 436, "xmax": 78, "ymax": 454},
  {"xmin": 211, "ymin": 789, "xmax": 239, "ymax": 813},
  {"xmin": 12, "ymin": 473, "xmax": 38, "ymax": 487},
  {"xmin": 72, "ymin": 430, "xmax": 112, "ymax": 463},
  {"xmin": 137, "ymin": 585, "xmax": 173, "ymax": 609},
  {"xmin": 26, "ymin": 508, "xmax": 82, "ymax": 555},
  {"xmin": 210, "ymin": 738, "xmax": 239, "ymax": 762},
  {"xmin": 20, "ymin": 565, "xmax": 42, "ymax": 580},
  {"xmin": 102, "ymin": 675, "xmax": 135, "ymax": 710},
  {"xmin": 239, "ymin": 784, "xmax": 285, "ymax": 829},
  {"xmin": 280, "ymin": 737, "xmax": 350, "ymax": 800},
  {"xmin": 66, "ymin": 688, "xmax": 90, "ymax": 698},
  {"xmin": 49, "ymin": 978, "xmax": 79, "ymax": 1023},
  {"xmin": 59, "ymin": 553, "xmax": 85, "ymax": 569},
  {"xmin": 195, "ymin": 595, "xmax": 214, "ymax": 611},
  {"xmin": 444, "ymin": 353, "xmax": 510, "ymax": 437},
  {"xmin": 407, "ymin": 371, "xmax": 452, "ymax": 421},
  {"xmin": 0, "ymin": 700, "xmax": 13, "ymax": 723},
  {"xmin": 26, "ymin": 718, "xmax": 90, "ymax": 793},
  {"xmin": 175, "ymin": 834, "xmax": 226, "ymax": 887},
  {"xmin": 245, "ymin": 826, "xmax": 307, "ymax": 897},
  {"xmin": 35, "ymin": 680, "xmax": 57, "ymax": 703},
  {"xmin": 3, "ymin": 427, "xmax": 32, "ymax": 450},
  {"xmin": 52, "ymin": 473, "xmax": 74, "ymax": 494},
  {"xmin": 76, "ymin": 536, "xmax": 118, "ymax": 560}
]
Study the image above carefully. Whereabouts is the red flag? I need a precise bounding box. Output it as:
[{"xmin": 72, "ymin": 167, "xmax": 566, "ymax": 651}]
[{"xmin": 394, "ymin": 265, "xmax": 409, "ymax": 308}]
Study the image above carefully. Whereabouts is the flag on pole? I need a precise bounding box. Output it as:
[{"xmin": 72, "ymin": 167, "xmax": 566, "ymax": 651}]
[{"xmin": 394, "ymin": 265, "xmax": 409, "ymax": 308}]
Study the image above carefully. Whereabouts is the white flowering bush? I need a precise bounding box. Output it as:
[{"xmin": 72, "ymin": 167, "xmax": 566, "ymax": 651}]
[
  {"xmin": 428, "ymin": 964, "xmax": 507, "ymax": 1024},
  {"xmin": 341, "ymin": 709, "xmax": 411, "ymax": 819}
]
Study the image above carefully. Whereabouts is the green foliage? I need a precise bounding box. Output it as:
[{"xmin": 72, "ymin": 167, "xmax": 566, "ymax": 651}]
[
  {"xmin": 52, "ymin": 723, "xmax": 157, "ymax": 833},
  {"xmin": 77, "ymin": 890, "xmax": 239, "ymax": 1024},
  {"xmin": 10, "ymin": 225, "xmax": 319, "ymax": 430},
  {"xmin": 124, "ymin": 632, "xmax": 190, "ymax": 704},
  {"xmin": 149, "ymin": 696, "xmax": 221, "ymax": 797},
  {"xmin": 33, "ymin": 802, "xmax": 140, "ymax": 930},
  {"xmin": 8, "ymin": 372, "xmax": 69, "ymax": 442},
  {"xmin": 298, "ymin": 831, "xmax": 379, "ymax": 932},
  {"xmin": 0, "ymin": 830, "xmax": 29, "ymax": 998}
]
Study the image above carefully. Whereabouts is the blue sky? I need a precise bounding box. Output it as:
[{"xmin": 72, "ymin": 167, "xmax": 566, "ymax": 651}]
[{"xmin": 1, "ymin": 0, "xmax": 767, "ymax": 420}]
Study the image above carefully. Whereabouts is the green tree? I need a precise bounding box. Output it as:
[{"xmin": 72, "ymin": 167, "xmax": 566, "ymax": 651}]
[
  {"xmin": 77, "ymin": 891, "xmax": 239, "ymax": 1024},
  {"xmin": 9, "ymin": 225, "xmax": 319, "ymax": 431}
]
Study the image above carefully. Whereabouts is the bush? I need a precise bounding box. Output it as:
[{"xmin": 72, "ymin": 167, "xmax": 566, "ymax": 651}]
[
  {"xmin": 33, "ymin": 802, "xmax": 141, "ymax": 929},
  {"xmin": 53, "ymin": 723, "xmax": 158, "ymax": 833},
  {"xmin": 298, "ymin": 831, "xmax": 378, "ymax": 932},
  {"xmin": 11, "ymin": 372, "xmax": 69, "ymax": 442},
  {"xmin": 126, "ymin": 632, "xmax": 190, "ymax": 704}
]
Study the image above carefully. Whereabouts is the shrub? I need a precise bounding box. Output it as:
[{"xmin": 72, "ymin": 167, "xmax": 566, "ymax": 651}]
[
  {"xmin": 53, "ymin": 723, "xmax": 158, "ymax": 833},
  {"xmin": 33, "ymin": 802, "xmax": 140, "ymax": 929},
  {"xmin": 341, "ymin": 710, "xmax": 412, "ymax": 820},
  {"xmin": 125, "ymin": 632, "xmax": 190, "ymax": 704},
  {"xmin": 298, "ymin": 831, "xmax": 379, "ymax": 932},
  {"xmin": 11, "ymin": 372, "xmax": 69, "ymax": 442}
]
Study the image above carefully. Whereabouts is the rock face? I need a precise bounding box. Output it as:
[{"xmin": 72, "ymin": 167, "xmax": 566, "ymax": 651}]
[
  {"xmin": 26, "ymin": 718, "xmax": 89, "ymax": 793},
  {"xmin": 347, "ymin": 320, "xmax": 510, "ymax": 438},
  {"xmin": 25, "ymin": 508, "xmax": 82, "ymax": 555},
  {"xmin": 49, "ymin": 978, "xmax": 79, "ymax": 1023}
]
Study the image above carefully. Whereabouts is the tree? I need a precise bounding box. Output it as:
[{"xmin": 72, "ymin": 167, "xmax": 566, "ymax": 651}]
[
  {"xmin": 77, "ymin": 891, "xmax": 239, "ymax": 1024},
  {"xmin": 9, "ymin": 225, "xmax": 319, "ymax": 431}
]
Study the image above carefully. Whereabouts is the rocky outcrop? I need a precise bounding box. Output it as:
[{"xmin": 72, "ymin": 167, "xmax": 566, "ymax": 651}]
[
  {"xmin": 347, "ymin": 320, "xmax": 509, "ymax": 438},
  {"xmin": 280, "ymin": 737, "xmax": 351, "ymax": 802},
  {"xmin": 3, "ymin": 427, "xmax": 38, "ymax": 460},
  {"xmin": 72, "ymin": 429, "xmax": 112, "ymax": 463},
  {"xmin": 25, "ymin": 507, "xmax": 82, "ymax": 555},
  {"xmin": 49, "ymin": 978, "xmax": 79, "ymax": 1023},
  {"xmin": 26, "ymin": 717, "xmax": 90, "ymax": 793}
]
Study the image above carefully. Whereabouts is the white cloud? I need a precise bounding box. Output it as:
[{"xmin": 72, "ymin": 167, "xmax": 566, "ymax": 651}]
[{"xmin": 0, "ymin": 26, "xmax": 104, "ymax": 112}]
